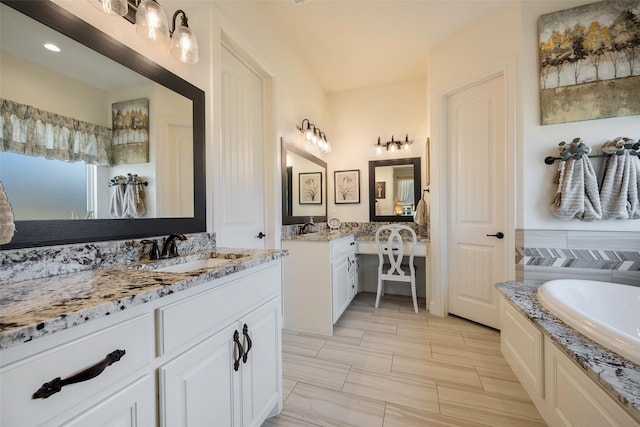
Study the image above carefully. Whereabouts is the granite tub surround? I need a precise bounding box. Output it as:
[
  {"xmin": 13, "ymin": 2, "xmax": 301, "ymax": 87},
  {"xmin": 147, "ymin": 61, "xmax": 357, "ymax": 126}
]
[
  {"xmin": 0, "ymin": 232, "xmax": 216, "ymax": 285},
  {"xmin": 0, "ymin": 247, "xmax": 287, "ymax": 351},
  {"xmin": 497, "ymin": 281, "xmax": 640, "ymax": 423}
]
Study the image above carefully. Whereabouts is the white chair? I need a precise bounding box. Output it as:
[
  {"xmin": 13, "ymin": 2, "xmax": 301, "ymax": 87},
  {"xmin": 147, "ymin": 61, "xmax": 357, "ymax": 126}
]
[{"xmin": 374, "ymin": 224, "xmax": 418, "ymax": 313}]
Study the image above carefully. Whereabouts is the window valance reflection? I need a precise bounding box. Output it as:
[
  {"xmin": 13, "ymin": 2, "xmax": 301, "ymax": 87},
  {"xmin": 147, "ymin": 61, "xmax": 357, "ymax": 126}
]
[{"xmin": 0, "ymin": 98, "xmax": 112, "ymax": 165}]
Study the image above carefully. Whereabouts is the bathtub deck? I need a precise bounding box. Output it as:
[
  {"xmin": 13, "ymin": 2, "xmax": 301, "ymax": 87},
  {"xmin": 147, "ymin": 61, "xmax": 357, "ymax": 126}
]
[{"xmin": 497, "ymin": 281, "xmax": 640, "ymax": 424}]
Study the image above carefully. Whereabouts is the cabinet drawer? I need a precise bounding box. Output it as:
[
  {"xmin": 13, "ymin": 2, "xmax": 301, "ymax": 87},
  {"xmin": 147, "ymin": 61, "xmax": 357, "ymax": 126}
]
[
  {"xmin": 158, "ymin": 264, "xmax": 281, "ymax": 355},
  {"xmin": 0, "ymin": 314, "xmax": 153, "ymax": 427},
  {"xmin": 331, "ymin": 237, "xmax": 353, "ymax": 259}
]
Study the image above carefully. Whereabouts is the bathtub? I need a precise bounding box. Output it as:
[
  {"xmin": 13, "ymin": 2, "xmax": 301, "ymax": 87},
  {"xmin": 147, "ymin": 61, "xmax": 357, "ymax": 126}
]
[{"xmin": 537, "ymin": 279, "xmax": 640, "ymax": 366}]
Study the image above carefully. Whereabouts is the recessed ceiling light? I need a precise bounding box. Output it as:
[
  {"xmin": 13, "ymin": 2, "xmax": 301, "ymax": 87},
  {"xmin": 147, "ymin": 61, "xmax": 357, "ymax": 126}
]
[{"xmin": 43, "ymin": 43, "xmax": 61, "ymax": 52}]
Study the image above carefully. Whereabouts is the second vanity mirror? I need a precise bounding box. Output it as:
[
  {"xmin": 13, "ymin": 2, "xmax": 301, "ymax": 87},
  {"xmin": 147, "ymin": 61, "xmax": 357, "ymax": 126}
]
[
  {"xmin": 369, "ymin": 157, "xmax": 421, "ymax": 222},
  {"xmin": 281, "ymin": 139, "xmax": 327, "ymax": 225},
  {"xmin": 0, "ymin": 1, "xmax": 205, "ymax": 249}
]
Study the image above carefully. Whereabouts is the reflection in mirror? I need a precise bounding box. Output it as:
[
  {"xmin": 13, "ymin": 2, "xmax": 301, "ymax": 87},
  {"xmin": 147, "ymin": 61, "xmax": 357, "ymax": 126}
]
[
  {"xmin": 369, "ymin": 157, "xmax": 421, "ymax": 222},
  {"xmin": 281, "ymin": 138, "xmax": 327, "ymax": 225},
  {"xmin": 0, "ymin": 1, "xmax": 205, "ymax": 249},
  {"xmin": 0, "ymin": 3, "xmax": 193, "ymax": 220}
]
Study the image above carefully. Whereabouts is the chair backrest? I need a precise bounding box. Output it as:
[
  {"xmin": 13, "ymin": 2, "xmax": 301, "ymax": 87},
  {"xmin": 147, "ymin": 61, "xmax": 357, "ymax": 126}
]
[{"xmin": 374, "ymin": 224, "xmax": 417, "ymax": 276}]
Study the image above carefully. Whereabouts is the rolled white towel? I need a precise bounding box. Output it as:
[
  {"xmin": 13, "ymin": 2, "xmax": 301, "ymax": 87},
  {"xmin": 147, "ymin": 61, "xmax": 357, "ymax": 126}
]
[{"xmin": 0, "ymin": 180, "xmax": 16, "ymax": 245}]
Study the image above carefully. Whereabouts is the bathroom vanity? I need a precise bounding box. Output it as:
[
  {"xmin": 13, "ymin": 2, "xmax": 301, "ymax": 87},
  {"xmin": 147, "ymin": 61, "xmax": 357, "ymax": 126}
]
[
  {"xmin": 282, "ymin": 234, "xmax": 357, "ymax": 335},
  {"xmin": 0, "ymin": 247, "xmax": 286, "ymax": 427},
  {"xmin": 282, "ymin": 227, "xmax": 429, "ymax": 336}
]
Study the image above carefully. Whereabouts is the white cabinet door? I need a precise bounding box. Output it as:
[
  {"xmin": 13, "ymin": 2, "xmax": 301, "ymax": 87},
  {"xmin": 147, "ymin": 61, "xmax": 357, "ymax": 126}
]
[
  {"xmin": 160, "ymin": 297, "xmax": 282, "ymax": 427},
  {"xmin": 61, "ymin": 375, "xmax": 155, "ymax": 427},
  {"xmin": 240, "ymin": 297, "xmax": 282, "ymax": 427},
  {"xmin": 159, "ymin": 323, "xmax": 239, "ymax": 427},
  {"xmin": 332, "ymin": 254, "xmax": 350, "ymax": 323}
]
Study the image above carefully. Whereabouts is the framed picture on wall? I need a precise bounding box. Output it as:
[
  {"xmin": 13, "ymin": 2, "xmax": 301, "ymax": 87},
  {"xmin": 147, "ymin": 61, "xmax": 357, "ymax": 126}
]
[
  {"xmin": 335, "ymin": 169, "xmax": 360, "ymax": 204},
  {"xmin": 375, "ymin": 181, "xmax": 386, "ymax": 199},
  {"xmin": 299, "ymin": 172, "xmax": 322, "ymax": 204}
]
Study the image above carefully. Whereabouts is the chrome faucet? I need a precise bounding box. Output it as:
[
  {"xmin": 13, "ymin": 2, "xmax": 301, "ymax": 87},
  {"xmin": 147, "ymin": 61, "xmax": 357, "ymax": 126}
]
[{"xmin": 161, "ymin": 233, "xmax": 187, "ymax": 258}]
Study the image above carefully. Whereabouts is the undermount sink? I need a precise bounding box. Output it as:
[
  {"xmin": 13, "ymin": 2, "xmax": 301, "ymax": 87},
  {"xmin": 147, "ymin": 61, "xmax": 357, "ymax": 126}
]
[{"xmin": 133, "ymin": 252, "xmax": 250, "ymax": 274}]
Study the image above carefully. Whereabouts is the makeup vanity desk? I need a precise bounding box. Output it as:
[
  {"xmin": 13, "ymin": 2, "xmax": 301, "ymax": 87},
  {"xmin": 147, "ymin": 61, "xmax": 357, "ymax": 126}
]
[{"xmin": 281, "ymin": 230, "xmax": 429, "ymax": 336}]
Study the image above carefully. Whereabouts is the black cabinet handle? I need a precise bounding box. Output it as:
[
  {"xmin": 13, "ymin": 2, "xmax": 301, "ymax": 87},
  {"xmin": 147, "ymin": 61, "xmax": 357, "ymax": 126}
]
[
  {"xmin": 242, "ymin": 324, "xmax": 253, "ymax": 363},
  {"xmin": 32, "ymin": 349, "xmax": 126, "ymax": 399},
  {"xmin": 233, "ymin": 330, "xmax": 244, "ymax": 372},
  {"xmin": 256, "ymin": 232, "xmax": 266, "ymax": 239},
  {"xmin": 486, "ymin": 232, "xmax": 504, "ymax": 239}
]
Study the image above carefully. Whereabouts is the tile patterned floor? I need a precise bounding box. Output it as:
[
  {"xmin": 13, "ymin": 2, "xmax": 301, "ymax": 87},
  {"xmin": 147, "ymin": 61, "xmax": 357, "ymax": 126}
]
[{"xmin": 263, "ymin": 292, "xmax": 546, "ymax": 427}]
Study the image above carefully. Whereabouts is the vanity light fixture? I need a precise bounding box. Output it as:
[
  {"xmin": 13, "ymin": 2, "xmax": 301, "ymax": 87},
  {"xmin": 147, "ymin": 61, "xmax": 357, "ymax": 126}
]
[
  {"xmin": 90, "ymin": 0, "xmax": 199, "ymax": 64},
  {"xmin": 375, "ymin": 134, "xmax": 412, "ymax": 155},
  {"xmin": 135, "ymin": 0, "xmax": 170, "ymax": 45},
  {"xmin": 297, "ymin": 119, "xmax": 331, "ymax": 153}
]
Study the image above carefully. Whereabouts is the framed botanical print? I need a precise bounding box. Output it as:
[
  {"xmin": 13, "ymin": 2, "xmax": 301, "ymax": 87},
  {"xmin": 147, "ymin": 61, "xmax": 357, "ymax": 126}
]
[
  {"xmin": 335, "ymin": 170, "xmax": 360, "ymax": 204},
  {"xmin": 299, "ymin": 172, "xmax": 322, "ymax": 204}
]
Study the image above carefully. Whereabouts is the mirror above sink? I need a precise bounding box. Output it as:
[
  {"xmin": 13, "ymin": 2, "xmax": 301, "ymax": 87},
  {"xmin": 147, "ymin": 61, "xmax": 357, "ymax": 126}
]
[
  {"xmin": 368, "ymin": 157, "xmax": 421, "ymax": 222},
  {"xmin": 281, "ymin": 138, "xmax": 327, "ymax": 225},
  {"xmin": 0, "ymin": 1, "xmax": 206, "ymax": 250}
]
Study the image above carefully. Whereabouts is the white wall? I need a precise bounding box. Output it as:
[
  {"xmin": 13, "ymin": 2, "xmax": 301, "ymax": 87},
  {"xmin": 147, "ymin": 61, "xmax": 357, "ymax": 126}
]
[{"xmin": 327, "ymin": 77, "xmax": 428, "ymax": 222}]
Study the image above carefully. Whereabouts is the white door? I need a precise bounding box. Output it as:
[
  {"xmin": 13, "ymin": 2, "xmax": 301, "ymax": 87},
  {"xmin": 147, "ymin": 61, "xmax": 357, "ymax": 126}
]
[
  {"xmin": 446, "ymin": 74, "xmax": 507, "ymax": 329},
  {"xmin": 220, "ymin": 45, "xmax": 266, "ymax": 248}
]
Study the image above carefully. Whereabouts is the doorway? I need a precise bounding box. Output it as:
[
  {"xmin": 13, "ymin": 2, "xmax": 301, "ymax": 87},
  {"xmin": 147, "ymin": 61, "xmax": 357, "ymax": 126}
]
[
  {"xmin": 440, "ymin": 61, "xmax": 516, "ymax": 329},
  {"xmin": 217, "ymin": 37, "xmax": 274, "ymax": 249}
]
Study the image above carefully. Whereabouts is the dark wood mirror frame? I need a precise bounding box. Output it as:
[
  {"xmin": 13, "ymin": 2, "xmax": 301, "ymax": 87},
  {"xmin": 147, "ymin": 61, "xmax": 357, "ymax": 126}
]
[
  {"xmin": 281, "ymin": 139, "xmax": 327, "ymax": 225},
  {"xmin": 0, "ymin": 1, "xmax": 206, "ymax": 250},
  {"xmin": 368, "ymin": 157, "xmax": 421, "ymax": 222}
]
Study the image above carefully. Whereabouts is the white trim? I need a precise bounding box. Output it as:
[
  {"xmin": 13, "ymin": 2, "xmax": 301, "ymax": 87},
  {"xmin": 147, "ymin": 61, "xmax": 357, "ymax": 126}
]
[{"xmin": 430, "ymin": 55, "xmax": 517, "ymax": 319}]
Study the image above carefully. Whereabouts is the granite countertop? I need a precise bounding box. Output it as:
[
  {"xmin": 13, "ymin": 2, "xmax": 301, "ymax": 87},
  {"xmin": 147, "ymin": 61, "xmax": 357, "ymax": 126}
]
[
  {"xmin": 0, "ymin": 248, "xmax": 287, "ymax": 351},
  {"xmin": 282, "ymin": 229, "xmax": 430, "ymax": 243},
  {"xmin": 496, "ymin": 281, "xmax": 640, "ymax": 423}
]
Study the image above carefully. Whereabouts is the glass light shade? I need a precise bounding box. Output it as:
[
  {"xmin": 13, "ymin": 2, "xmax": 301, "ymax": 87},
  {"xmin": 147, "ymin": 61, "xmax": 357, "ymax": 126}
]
[
  {"xmin": 89, "ymin": 0, "xmax": 128, "ymax": 16},
  {"xmin": 305, "ymin": 129, "xmax": 313, "ymax": 141},
  {"xmin": 171, "ymin": 26, "xmax": 199, "ymax": 64},
  {"xmin": 135, "ymin": 0, "xmax": 170, "ymax": 44},
  {"xmin": 389, "ymin": 143, "xmax": 397, "ymax": 153}
]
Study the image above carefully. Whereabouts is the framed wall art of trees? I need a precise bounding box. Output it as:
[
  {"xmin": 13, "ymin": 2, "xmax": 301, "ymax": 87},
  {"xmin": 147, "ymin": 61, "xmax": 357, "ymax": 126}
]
[{"xmin": 539, "ymin": 0, "xmax": 640, "ymax": 125}]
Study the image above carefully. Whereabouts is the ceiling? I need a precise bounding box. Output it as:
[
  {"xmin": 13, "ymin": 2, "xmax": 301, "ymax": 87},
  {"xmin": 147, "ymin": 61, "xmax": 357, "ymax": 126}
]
[{"xmin": 256, "ymin": 0, "xmax": 514, "ymax": 93}]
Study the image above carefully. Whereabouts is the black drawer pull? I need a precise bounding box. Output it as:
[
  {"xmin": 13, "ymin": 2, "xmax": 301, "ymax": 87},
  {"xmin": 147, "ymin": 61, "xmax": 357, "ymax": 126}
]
[
  {"xmin": 233, "ymin": 330, "xmax": 244, "ymax": 372},
  {"xmin": 32, "ymin": 349, "xmax": 126, "ymax": 399},
  {"xmin": 242, "ymin": 324, "xmax": 253, "ymax": 363}
]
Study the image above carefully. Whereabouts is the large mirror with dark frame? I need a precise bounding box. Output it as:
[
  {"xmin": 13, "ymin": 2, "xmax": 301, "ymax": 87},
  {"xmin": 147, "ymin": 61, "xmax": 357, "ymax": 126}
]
[
  {"xmin": 0, "ymin": 1, "xmax": 206, "ymax": 250},
  {"xmin": 281, "ymin": 138, "xmax": 327, "ymax": 225},
  {"xmin": 369, "ymin": 157, "xmax": 421, "ymax": 222}
]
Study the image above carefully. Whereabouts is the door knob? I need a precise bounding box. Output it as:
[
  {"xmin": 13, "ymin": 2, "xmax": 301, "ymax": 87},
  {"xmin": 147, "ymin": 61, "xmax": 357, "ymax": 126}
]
[
  {"xmin": 486, "ymin": 232, "xmax": 504, "ymax": 239},
  {"xmin": 256, "ymin": 232, "xmax": 266, "ymax": 239}
]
